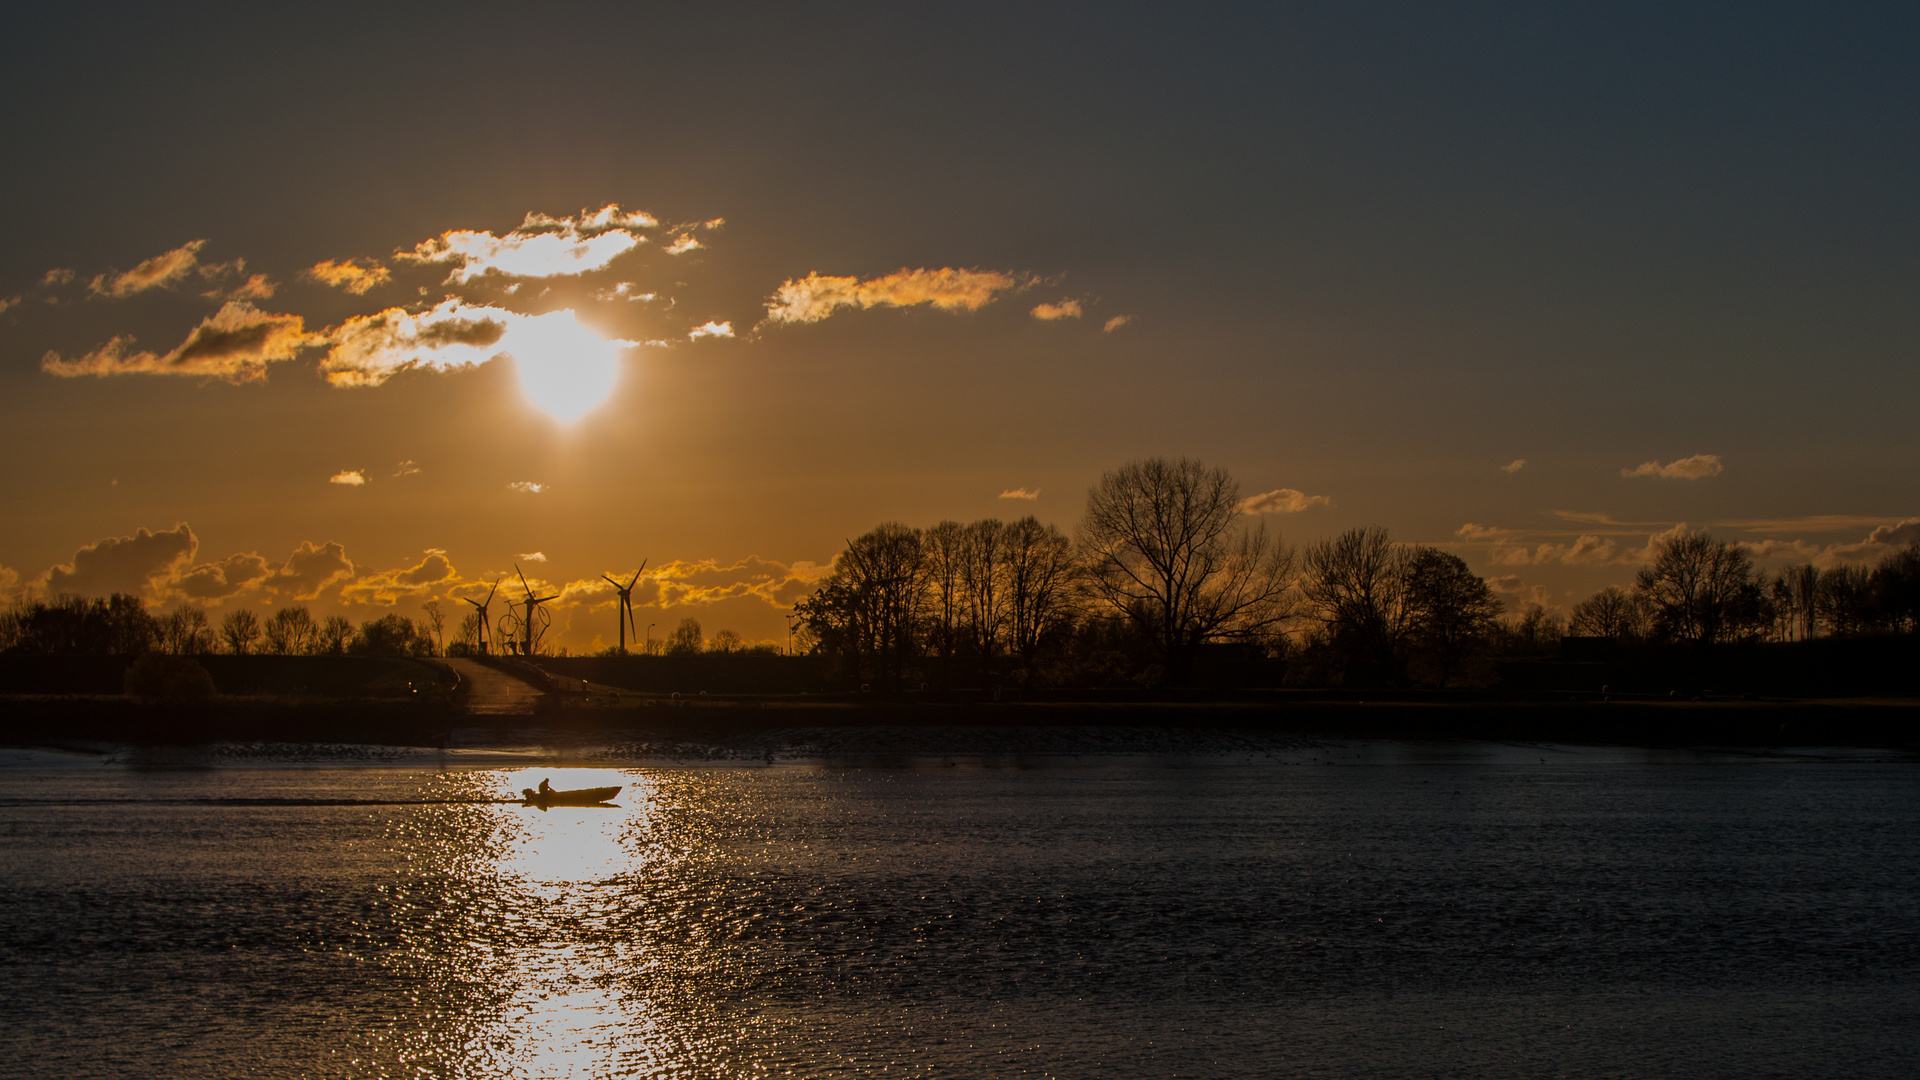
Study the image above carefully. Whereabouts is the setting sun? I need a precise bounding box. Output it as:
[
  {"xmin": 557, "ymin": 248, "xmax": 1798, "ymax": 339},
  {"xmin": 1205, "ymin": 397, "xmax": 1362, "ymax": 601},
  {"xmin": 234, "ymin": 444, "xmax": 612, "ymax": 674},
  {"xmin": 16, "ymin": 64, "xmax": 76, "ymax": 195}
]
[{"xmin": 503, "ymin": 310, "xmax": 629, "ymax": 422}]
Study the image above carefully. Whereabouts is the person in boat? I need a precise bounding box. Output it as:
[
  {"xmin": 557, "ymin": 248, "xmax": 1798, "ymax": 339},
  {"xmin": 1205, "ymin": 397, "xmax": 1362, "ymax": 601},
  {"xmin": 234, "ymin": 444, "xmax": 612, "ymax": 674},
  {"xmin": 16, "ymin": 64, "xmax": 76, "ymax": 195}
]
[{"xmin": 538, "ymin": 778, "xmax": 553, "ymax": 796}]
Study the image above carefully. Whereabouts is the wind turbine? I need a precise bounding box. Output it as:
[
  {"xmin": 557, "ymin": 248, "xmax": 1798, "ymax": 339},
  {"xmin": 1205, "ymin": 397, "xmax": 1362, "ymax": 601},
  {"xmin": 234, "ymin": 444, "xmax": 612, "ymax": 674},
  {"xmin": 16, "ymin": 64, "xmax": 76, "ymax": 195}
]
[
  {"xmin": 461, "ymin": 579, "xmax": 499, "ymax": 655},
  {"xmin": 602, "ymin": 560, "xmax": 646, "ymax": 654},
  {"xmin": 512, "ymin": 564, "xmax": 560, "ymax": 656}
]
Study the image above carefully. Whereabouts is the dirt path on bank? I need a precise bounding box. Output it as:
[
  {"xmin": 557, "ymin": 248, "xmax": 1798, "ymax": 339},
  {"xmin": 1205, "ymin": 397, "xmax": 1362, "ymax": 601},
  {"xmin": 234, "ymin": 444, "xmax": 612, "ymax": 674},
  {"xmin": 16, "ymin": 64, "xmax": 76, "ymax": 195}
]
[{"xmin": 442, "ymin": 659, "xmax": 544, "ymax": 715}]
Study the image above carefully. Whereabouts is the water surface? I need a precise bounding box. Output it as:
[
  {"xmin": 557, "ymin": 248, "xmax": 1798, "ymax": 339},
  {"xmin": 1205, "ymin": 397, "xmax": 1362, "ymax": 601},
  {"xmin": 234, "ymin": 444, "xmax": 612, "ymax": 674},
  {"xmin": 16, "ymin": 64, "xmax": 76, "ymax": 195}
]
[{"xmin": 1, "ymin": 746, "xmax": 1915, "ymax": 1078}]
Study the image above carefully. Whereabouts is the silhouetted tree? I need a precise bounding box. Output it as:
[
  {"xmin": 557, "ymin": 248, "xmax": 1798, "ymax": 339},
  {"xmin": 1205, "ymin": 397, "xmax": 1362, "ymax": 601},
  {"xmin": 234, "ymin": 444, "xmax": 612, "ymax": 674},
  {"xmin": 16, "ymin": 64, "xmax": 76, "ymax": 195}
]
[
  {"xmin": 1632, "ymin": 532, "xmax": 1763, "ymax": 645},
  {"xmin": 317, "ymin": 615, "xmax": 354, "ymax": 655},
  {"xmin": 350, "ymin": 614, "xmax": 431, "ymax": 656},
  {"xmin": 959, "ymin": 518, "xmax": 1008, "ymax": 685},
  {"xmin": 1817, "ymin": 565, "xmax": 1874, "ymax": 637},
  {"xmin": 448, "ymin": 612, "xmax": 482, "ymax": 656},
  {"xmin": 0, "ymin": 593, "xmax": 157, "ymax": 654},
  {"xmin": 156, "ymin": 606, "xmax": 214, "ymax": 655},
  {"xmin": 1002, "ymin": 515, "xmax": 1078, "ymax": 680},
  {"xmin": 1569, "ymin": 585, "xmax": 1647, "ymax": 640},
  {"xmin": 420, "ymin": 599, "xmax": 445, "ymax": 656},
  {"xmin": 1403, "ymin": 547, "xmax": 1501, "ymax": 685},
  {"xmin": 665, "ymin": 617, "xmax": 704, "ymax": 657},
  {"xmin": 220, "ymin": 609, "xmax": 261, "ymax": 655},
  {"xmin": 1303, "ymin": 527, "xmax": 1411, "ymax": 682},
  {"xmin": 921, "ymin": 520, "xmax": 967, "ymax": 687},
  {"xmin": 797, "ymin": 523, "xmax": 929, "ymax": 689},
  {"xmin": 1079, "ymin": 457, "xmax": 1298, "ymax": 683},
  {"xmin": 1873, "ymin": 541, "xmax": 1920, "ymax": 633},
  {"xmin": 1498, "ymin": 603, "xmax": 1567, "ymax": 654},
  {"xmin": 708, "ymin": 628, "xmax": 745, "ymax": 653},
  {"xmin": 263, "ymin": 606, "xmax": 318, "ymax": 655}
]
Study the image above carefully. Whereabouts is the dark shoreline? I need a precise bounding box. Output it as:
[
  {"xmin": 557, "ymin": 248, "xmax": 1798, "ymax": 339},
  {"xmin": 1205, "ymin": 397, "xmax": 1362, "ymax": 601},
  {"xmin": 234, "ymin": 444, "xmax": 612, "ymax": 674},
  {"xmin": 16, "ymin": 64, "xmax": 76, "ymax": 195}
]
[{"xmin": 3, "ymin": 693, "xmax": 1915, "ymax": 751}]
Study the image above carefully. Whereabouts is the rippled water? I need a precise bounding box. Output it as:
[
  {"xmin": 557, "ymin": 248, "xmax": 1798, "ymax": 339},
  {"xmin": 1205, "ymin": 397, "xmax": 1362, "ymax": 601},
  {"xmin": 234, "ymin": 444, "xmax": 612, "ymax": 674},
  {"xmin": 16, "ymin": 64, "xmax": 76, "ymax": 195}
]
[{"xmin": 1, "ymin": 747, "xmax": 1916, "ymax": 1078}]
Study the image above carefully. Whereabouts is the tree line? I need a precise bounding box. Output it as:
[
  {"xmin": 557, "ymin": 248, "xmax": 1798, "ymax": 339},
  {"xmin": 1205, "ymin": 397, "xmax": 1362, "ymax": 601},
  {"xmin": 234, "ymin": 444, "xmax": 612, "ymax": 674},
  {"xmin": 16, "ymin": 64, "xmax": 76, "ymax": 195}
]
[
  {"xmin": 795, "ymin": 457, "xmax": 1920, "ymax": 689},
  {"xmin": 1570, "ymin": 533, "xmax": 1920, "ymax": 645},
  {"xmin": 796, "ymin": 457, "xmax": 1517, "ymax": 688},
  {"xmin": 0, "ymin": 597, "xmax": 443, "ymax": 658}
]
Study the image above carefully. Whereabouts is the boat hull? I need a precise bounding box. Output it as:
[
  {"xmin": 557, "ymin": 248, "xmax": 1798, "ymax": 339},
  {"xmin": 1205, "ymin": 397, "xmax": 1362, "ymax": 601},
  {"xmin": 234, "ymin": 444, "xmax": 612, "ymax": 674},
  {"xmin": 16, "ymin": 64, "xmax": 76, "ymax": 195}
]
[{"xmin": 521, "ymin": 785, "xmax": 621, "ymax": 807}]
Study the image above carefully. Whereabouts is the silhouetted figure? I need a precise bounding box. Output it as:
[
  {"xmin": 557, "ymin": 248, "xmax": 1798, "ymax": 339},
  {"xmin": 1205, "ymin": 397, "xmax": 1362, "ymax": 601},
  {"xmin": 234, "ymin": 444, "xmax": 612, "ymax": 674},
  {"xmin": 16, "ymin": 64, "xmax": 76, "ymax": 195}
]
[{"xmin": 538, "ymin": 779, "xmax": 553, "ymax": 795}]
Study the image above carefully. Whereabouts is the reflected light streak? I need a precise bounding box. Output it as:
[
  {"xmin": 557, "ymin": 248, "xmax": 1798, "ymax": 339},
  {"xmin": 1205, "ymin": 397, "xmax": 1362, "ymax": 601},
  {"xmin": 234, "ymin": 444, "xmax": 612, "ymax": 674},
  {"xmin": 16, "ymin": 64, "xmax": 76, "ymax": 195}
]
[{"xmin": 436, "ymin": 768, "xmax": 671, "ymax": 1076}]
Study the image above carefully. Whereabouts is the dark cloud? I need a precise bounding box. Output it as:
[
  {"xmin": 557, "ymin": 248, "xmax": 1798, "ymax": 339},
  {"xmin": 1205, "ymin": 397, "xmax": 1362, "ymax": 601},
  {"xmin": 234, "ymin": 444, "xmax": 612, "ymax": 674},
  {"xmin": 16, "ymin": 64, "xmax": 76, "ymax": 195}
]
[
  {"xmin": 267, "ymin": 541, "xmax": 355, "ymax": 600},
  {"xmin": 169, "ymin": 552, "xmax": 274, "ymax": 601},
  {"xmin": 41, "ymin": 524, "xmax": 196, "ymax": 598}
]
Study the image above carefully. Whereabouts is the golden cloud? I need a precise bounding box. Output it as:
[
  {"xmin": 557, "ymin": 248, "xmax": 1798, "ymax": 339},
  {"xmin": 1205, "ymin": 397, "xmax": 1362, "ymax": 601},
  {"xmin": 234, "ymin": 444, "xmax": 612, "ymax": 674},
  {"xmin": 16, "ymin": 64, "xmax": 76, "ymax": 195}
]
[
  {"xmin": 1238, "ymin": 488, "xmax": 1332, "ymax": 514},
  {"xmin": 340, "ymin": 550, "xmax": 458, "ymax": 606},
  {"xmin": 764, "ymin": 267, "xmax": 1028, "ymax": 325},
  {"xmin": 317, "ymin": 300, "xmax": 511, "ymax": 387},
  {"xmin": 999, "ymin": 488, "xmax": 1041, "ymax": 500},
  {"xmin": 223, "ymin": 274, "xmax": 277, "ymax": 300},
  {"xmin": 637, "ymin": 556, "xmax": 831, "ymax": 610},
  {"xmin": 400, "ymin": 205, "xmax": 653, "ymax": 282},
  {"xmin": 305, "ymin": 258, "xmax": 391, "ymax": 295},
  {"xmin": 1031, "ymin": 299, "xmax": 1083, "ymax": 320},
  {"xmin": 329, "ymin": 470, "xmax": 367, "ymax": 486},
  {"xmin": 1623, "ymin": 453, "xmax": 1723, "ymax": 480},
  {"xmin": 89, "ymin": 240, "xmax": 207, "ymax": 298},
  {"xmin": 1102, "ymin": 314, "xmax": 1132, "ymax": 333},
  {"xmin": 688, "ymin": 320, "xmax": 733, "ymax": 340},
  {"xmin": 41, "ymin": 302, "xmax": 312, "ymax": 383},
  {"xmin": 1501, "ymin": 459, "xmax": 1526, "ymax": 473}
]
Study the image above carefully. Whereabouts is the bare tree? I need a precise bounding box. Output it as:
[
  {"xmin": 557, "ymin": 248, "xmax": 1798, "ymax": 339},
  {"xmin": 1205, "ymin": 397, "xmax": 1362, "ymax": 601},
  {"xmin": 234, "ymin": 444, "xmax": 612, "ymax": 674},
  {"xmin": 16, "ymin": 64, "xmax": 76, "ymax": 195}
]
[
  {"xmin": 419, "ymin": 599, "xmax": 445, "ymax": 656},
  {"xmin": 220, "ymin": 609, "xmax": 262, "ymax": 655},
  {"xmin": 1569, "ymin": 585, "xmax": 1646, "ymax": 639},
  {"xmin": 709, "ymin": 629, "xmax": 746, "ymax": 653},
  {"xmin": 1079, "ymin": 457, "xmax": 1299, "ymax": 681},
  {"xmin": 1632, "ymin": 532, "xmax": 1762, "ymax": 645},
  {"xmin": 317, "ymin": 615, "xmax": 354, "ymax": 655},
  {"xmin": 1874, "ymin": 541, "xmax": 1920, "ymax": 633},
  {"xmin": 959, "ymin": 518, "xmax": 1009, "ymax": 685},
  {"xmin": 1817, "ymin": 565, "xmax": 1874, "ymax": 637},
  {"xmin": 157, "ymin": 606, "xmax": 214, "ymax": 655},
  {"xmin": 1003, "ymin": 515, "xmax": 1078, "ymax": 678},
  {"xmin": 1303, "ymin": 527, "xmax": 1412, "ymax": 676},
  {"xmin": 264, "ymin": 606, "xmax": 319, "ymax": 655},
  {"xmin": 921, "ymin": 520, "xmax": 967, "ymax": 687}
]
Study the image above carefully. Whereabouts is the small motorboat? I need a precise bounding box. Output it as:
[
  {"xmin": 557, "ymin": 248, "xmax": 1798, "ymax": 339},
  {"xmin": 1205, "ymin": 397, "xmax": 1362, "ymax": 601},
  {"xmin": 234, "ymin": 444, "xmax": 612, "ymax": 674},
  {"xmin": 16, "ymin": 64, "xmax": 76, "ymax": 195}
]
[{"xmin": 519, "ymin": 784, "xmax": 621, "ymax": 808}]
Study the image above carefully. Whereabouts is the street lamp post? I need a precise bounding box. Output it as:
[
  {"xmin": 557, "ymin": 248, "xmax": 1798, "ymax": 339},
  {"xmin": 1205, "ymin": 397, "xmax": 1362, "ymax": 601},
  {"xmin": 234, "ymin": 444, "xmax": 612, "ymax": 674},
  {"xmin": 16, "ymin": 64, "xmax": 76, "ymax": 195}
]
[
  {"xmin": 784, "ymin": 612, "xmax": 802, "ymax": 656},
  {"xmin": 646, "ymin": 623, "xmax": 656, "ymax": 656}
]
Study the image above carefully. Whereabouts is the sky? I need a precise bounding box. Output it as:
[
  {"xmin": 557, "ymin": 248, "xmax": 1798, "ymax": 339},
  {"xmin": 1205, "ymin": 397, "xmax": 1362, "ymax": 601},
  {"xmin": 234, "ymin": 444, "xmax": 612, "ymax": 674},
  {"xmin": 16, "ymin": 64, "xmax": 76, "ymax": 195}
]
[{"xmin": 2, "ymin": 2, "xmax": 1916, "ymax": 650}]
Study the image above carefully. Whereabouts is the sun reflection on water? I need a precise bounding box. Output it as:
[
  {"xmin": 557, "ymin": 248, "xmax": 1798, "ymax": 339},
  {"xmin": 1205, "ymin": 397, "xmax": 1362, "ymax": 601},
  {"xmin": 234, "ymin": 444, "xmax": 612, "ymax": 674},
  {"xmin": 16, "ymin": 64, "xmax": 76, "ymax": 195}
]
[{"xmin": 388, "ymin": 767, "xmax": 685, "ymax": 1078}]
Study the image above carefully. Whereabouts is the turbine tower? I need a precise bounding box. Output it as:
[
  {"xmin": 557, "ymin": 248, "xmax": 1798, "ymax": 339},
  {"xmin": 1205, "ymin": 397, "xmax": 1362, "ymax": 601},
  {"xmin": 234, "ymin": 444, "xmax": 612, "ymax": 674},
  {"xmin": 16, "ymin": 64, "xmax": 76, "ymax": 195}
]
[
  {"xmin": 602, "ymin": 560, "xmax": 646, "ymax": 654},
  {"xmin": 511, "ymin": 564, "xmax": 559, "ymax": 657},
  {"xmin": 461, "ymin": 579, "xmax": 499, "ymax": 655}
]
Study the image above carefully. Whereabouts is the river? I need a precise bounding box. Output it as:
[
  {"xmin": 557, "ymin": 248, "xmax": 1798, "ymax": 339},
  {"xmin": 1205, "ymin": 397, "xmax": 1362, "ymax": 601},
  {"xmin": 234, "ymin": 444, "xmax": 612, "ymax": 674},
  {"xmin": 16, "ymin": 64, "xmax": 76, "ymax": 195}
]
[{"xmin": 1, "ymin": 743, "xmax": 1915, "ymax": 1078}]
